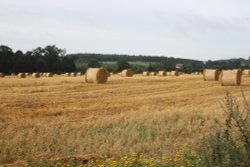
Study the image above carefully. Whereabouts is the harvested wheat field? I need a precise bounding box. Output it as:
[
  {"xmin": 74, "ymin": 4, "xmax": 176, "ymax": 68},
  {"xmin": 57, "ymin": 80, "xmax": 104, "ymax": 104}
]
[{"xmin": 0, "ymin": 74, "xmax": 250, "ymax": 165}]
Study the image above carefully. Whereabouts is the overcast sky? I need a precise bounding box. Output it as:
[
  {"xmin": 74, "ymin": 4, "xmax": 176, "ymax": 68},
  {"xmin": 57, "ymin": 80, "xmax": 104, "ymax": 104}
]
[{"xmin": 0, "ymin": 0, "xmax": 250, "ymax": 60}]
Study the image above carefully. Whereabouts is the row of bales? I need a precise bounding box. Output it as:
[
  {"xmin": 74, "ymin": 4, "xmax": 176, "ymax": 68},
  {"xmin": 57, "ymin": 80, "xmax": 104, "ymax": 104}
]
[
  {"xmin": 0, "ymin": 72, "xmax": 54, "ymax": 78},
  {"xmin": 65, "ymin": 72, "xmax": 84, "ymax": 77},
  {"xmin": 203, "ymin": 69, "xmax": 250, "ymax": 86},
  {"xmin": 191, "ymin": 72, "xmax": 202, "ymax": 75},
  {"xmin": 142, "ymin": 70, "xmax": 180, "ymax": 76},
  {"xmin": 2, "ymin": 69, "xmax": 250, "ymax": 86}
]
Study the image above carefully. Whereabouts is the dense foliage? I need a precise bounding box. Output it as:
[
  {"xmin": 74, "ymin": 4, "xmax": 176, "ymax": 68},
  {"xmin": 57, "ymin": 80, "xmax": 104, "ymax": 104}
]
[
  {"xmin": 1, "ymin": 45, "xmax": 250, "ymax": 74},
  {"xmin": 0, "ymin": 45, "xmax": 76, "ymax": 74}
]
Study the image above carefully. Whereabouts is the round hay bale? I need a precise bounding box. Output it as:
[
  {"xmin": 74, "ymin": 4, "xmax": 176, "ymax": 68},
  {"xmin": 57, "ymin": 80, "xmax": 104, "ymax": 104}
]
[
  {"xmin": 142, "ymin": 71, "xmax": 149, "ymax": 76},
  {"xmin": 0, "ymin": 73, "xmax": 5, "ymax": 77},
  {"xmin": 46, "ymin": 73, "xmax": 53, "ymax": 77},
  {"xmin": 18, "ymin": 73, "xmax": 26, "ymax": 78},
  {"xmin": 77, "ymin": 72, "xmax": 83, "ymax": 76},
  {"xmin": 121, "ymin": 69, "xmax": 134, "ymax": 77},
  {"xmin": 203, "ymin": 69, "xmax": 220, "ymax": 81},
  {"xmin": 25, "ymin": 73, "xmax": 30, "ymax": 76},
  {"xmin": 70, "ymin": 72, "xmax": 77, "ymax": 77},
  {"xmin": 158, "ymin": 71, "xmax": 166, "ymax": 76},
  {"xmin": 65, "ymin": 73, "xmax": 70, "ymax": 77},
  {"xmin": 221, "ymin": 70, "xmax": 241, "ymax": 86},
  {"xmin": 41, "ymin": 72, "xmax": 47, "ymax": 77},
  {"xmin": 149, "ymin": 72, "xmax": 157, "ymax": 76},
  {"xmin": 32, "ymin": 73, "xmax": 40, "ymax": 78},
  {"xmin": 11, "ymin": 73, "xmax": 16, "ymax": 76},
  {"xmin": 171, "ymin": 71, "xmax": 179, "ymax": 76},
  {"xmin": 243, "ymin": 69, "xmax": 250, "ymax": 76},
  {"xmin": 85, "ymin": 68, "xmax": 109, "ymax": 84}
]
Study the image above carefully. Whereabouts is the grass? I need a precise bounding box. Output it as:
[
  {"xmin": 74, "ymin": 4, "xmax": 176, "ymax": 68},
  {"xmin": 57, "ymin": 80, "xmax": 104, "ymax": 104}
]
[{"xmin": 0, "ymin": 74, "xmax": 250, "ymax": 166}]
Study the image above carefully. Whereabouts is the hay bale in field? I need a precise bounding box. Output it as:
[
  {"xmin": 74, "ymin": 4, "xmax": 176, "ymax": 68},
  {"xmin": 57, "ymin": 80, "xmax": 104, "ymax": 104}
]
[
  {"xmin": 25, "ymin": 73, "xmax": 31, "ymax": 76},
  {"xmin": 46, "ymin": 73, "xmax": 53, "ymax": 77},
  {"xmin": 41, "ymin": 73, "xmax": 47, "ymax": 77},
  {"xmin": 0, "ymin": 73, "xmax": 5, "ymax": 77},
  {"xmin": 166, "ymin": 72, "xmax": 171, "ymax": 76},
  {"xmin": 65, "ymin": 72, "xmax": 70, "ymax": 77},
  {"xmin": 11, "ymin": 73, "xmax": 16, "ymax": 76},
  {"xmin": 18, "ymin": 73, "xmax": 26, "ymax": 78},
  {"xmin": 77, "ymin": 72, "xmax": 83, "ymax": 76},
  {"xmin": 158, "ymin": 71, "xmax": 166, "ymax": 76},
  {"xmin": 142, "ymin": 71, "xmax": 149, "ymax": 76},
  {"xmin": 70, "ymin": 72, "xmax": 77, "ymax": 77},
  {"xmin": 85, "ymin": 68, "xmax": 109, "ymax": 84},
  {"xmin": 243, "ymin": 69, "xmax": 250, "ymax": 76},
  {"xmin": 32, "ymin": 73, "xmax": 40, "ymax": 78},
  {"xmin": 150, "ymin": 72, "xmax": 157, "ymax": 76},
  {"xmin": 171, "ymin": 71, "xmax": 179, "ymax": 76},
  {"xmin": 203, "ymin": 69, "xmax": 220, "ymax": 81},
  {"xmin": 121, "ymin": 69, "xmax": 134, "ymax": 77},
  {"xmin": 221, "ymin": 70, "xmax": 241, "ymax": 86}
]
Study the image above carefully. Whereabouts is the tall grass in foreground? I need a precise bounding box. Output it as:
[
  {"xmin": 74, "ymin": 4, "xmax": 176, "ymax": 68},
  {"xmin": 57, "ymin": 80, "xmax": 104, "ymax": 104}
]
[
  {"xmin": 21, "ymin": 91, "xmax": 250, "ymax": 167},
  {"xmin": 200, "ymin": 91, "xmax": 250, "ymax": 167}
]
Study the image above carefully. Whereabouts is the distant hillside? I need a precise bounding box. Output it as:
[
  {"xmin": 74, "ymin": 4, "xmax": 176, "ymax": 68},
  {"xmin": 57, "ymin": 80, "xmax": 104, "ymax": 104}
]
[{"xmin": 67, "ymin": 53, "xmax": 201, "ymax": 64}]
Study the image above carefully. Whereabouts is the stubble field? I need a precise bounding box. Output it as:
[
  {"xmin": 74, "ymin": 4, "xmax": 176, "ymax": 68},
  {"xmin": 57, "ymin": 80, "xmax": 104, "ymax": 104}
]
[{"xmin": 0, "ymin": 74, "xmax": 250, "ymax": 165}]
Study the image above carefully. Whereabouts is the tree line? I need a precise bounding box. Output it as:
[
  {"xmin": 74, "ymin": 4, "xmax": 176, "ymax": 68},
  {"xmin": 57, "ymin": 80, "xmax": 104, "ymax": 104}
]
[
  {"xmin": 0, "ymin": 45, "xmax": 76, "ymax": 74},
  {"xmin": 1, "ymin": 45, "xmax": 249, "ymax": 74},
  {"xmin": 73, "ymin": 53, "xmax": 250, "ymax": 73}
]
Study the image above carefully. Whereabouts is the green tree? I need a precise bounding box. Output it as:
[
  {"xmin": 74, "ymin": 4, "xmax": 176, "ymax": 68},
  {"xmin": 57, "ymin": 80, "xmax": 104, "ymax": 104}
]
[
  {"xmin": 87, "ymin": 59, "xmax": 101, "ymax": 68},
  {"xmin": 61, "ymin": 56, "xmax": 76, "ymax": 72},
  {"xmin": 0, "ymin": 45, "xmax": 14, "ymax": 73},
  {"xmin": 183, "ymin": 61, "xmax": 203, "ymax": 73},
  {"xmin": 117, "ymin": 60, "xmax": 130, "ymax": 72},
  {"xmin": 147, "ymin": 63, "xmax": 155, "ymax": 72}
]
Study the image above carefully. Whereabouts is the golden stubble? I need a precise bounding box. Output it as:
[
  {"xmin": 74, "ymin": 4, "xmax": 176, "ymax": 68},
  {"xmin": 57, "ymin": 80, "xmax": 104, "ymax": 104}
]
[{"xmin": 0, "ymin": 74, "xmax": 249, "ymax": 164}]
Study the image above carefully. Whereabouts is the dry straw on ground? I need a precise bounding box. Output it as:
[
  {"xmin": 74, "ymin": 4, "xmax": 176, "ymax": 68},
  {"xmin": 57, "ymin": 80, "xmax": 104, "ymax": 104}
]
[
  {"xmin": 142, "ymin": 71, "xmax": 149, "ymax": 76},
  {"xmin": 85, "ymin": 68, "xmax": 109, "ymax": 84},
  {"xmin": 17, "ymin": 73, "xmax": 26, "ymax": 78},
  {"xmin": 203, "ymin": 69, "xmax": 220, "ymax": 81},
  {"xmin": 1, "ymin": 74, "xmax": 250, "ymax": 165},
  {"xmin": 158, "ymin": 71, "xmax": 166, "ymax": 76},
  {"xmin": 0, "ymin": 73, "xmax": 5, "ymax": 77},
  {"xmin": 32, "ymin": 73, "xmax": 40, "ymax": 78},
  {"xmin": 221, "ymin": 69, "xmax": 241, "ymax": 86},
  {"xmin": 121, "ymin": 69, "xmax": 134, "ymax": 77}
]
